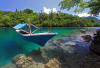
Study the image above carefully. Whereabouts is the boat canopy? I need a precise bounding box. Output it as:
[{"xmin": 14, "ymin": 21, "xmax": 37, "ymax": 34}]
[{"xmin": 13, "ymin": 23, "xmax": 39, "ymax": 30}]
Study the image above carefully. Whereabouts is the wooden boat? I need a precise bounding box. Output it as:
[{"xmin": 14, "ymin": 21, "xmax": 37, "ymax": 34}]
[{"xmin": 13, "ymin": 23, "xmax": 57, "ymax": 46}]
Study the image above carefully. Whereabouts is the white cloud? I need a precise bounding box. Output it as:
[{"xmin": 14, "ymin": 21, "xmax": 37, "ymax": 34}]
[
  {"xmin": 78, "ymin": 12, "xmax": 100, "ymax": 17},
  {"xmin": 52, "ymin": 8, "xmax": 57, "ymax": 13},
  {"xmin": 78, "ymin": 13, "xmax": 91, "ymax": 17},
  {"xmin": 43, "ymin": 7, "xmax": 57, "ymax": 14}
]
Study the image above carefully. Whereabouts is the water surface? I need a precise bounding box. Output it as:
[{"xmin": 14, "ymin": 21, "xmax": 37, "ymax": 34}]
[{"xmin": 0, "ymin": 27, "xmax": 99, "ymax": 66}]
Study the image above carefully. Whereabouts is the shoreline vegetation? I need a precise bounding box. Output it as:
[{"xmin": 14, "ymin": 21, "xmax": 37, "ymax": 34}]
[{"xmin": 0, "ymin": 8, "xmax": 100, "ymax": 27}]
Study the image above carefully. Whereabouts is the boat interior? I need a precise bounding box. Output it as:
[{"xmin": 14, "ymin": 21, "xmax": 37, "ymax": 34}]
[
  {"xmin": 16, "ymin": 29, "xmax": 57, "ymax": 36},
  {"xmin": 18, "ymin": 29, "xmax": 30, "ymax": 34}
]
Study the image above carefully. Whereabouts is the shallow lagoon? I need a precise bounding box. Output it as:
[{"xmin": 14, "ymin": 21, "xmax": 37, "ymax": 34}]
[{"xmin": 0, "ymin": 27, "xmax": 99, "ymax": 66}]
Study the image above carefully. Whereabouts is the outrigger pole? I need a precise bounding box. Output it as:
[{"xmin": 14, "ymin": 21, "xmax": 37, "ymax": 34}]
[{"xmin": 28, "ymin": 19, "xmax": 32, "ymax": 35}]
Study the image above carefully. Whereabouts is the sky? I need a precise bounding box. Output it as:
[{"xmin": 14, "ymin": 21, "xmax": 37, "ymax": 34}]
[{"xmin": 0, "ymin": 0, "xmax": 100, "ymax": 19}]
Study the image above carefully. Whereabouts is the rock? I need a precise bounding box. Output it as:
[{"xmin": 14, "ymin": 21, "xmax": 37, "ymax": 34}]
[
  {"xmin": 81, "ymin": 53, "xmax": 100, "ymax": 68},
  {"xmin": 12, "ymin": 53, "xmax": 45, "ymax": 68},
  {"xmin": 90, "ymin": 42, "xmax": 100, "ymax": 55},
  {"xmin": 80, "ymin": 29, "xmax": 86, "ymax": 34},
  {"xmin": 28, "ymin": 62, "xmax": 44, "ymax": 68},
  {"xmin": 90, "ymin": 29, "xmax": 100, "ymax": 55},
  {"xmin": 12, "ymin": 54, "xmax": 27, "ymax": 63},
  {"xmin": 15, "ymin": 57, "xmax": 33, "ymax": 68},
  {"xmin": 61, "ymin": 34, "xmax": 71, "ymax": 37},
  {"xmin": 94, "ymin": 29, "xmax": 100, "ymax": 36},
  {"xmin": 44, "ymin": 58, "xmax": 61, "ymax": 68},
  {"xmin": 4, "ymin": 63, "xmax": 16, "ymax": 68},
  {"xmin": 64, "ymin": 41, "xmax": 76, "ymax": 46},
  {"xmin": 81, "ymin": 35, "xmax": 92, "ymax": 42},
  {"xmin": 40, "ymin": 36, "xmax": 91, "ymax": 68},
  {"xmin": 52, "ymin": 40, "xmax": 60, "ymax": 46}
]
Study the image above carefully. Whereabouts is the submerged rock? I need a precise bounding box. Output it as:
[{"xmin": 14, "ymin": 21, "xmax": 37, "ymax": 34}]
[
  {"xmin": 12, "ymin": 54, "xmax": 62, "ymax": 68},
  {"xmin": 0, "ymin": 64, "xmax": 2, "ymax": 68},
  {"xmin": 12, "ymin": 53, "xmax": 45, "ymax": 68},
  {"xmin": 81, "ymin": 35, "xmax": 92, "ymax": 42},
  {"xmin": 44, "ymin": 58, "xmax": 61, "ymax": 68},
  {"xmin": 12, "ymin": 54, "xmax": 27, "ymax": 63},
  {"xmin": 80, "ymin": 29, "xmax": 86, "ymax": 34},
  {"xmin": 64, "ymin": 41, "xmax": 76, "ymax": 46},
  {"xmin": 28, "ymin": 62, "xmax": 44, "ymax": 68},
  {"xmin": 52, "ymin": 40, "xmax": 61, "ymax": 46},
  {"xmin": 4, "ymin": 63, "xmax": 16, "ymax": 68},
  {"xmin": 15, "ymin": 57, "xmax": 33, "ymax": 68},
  {"xmin": 40, "ymin": 37, "xmax": 90, "ymax": 68}
]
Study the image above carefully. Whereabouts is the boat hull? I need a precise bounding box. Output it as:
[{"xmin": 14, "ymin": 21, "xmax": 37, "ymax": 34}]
[
  {"xmin": 20, "ymin": 34, "xmax": 56, "ymax": 46},
  {"xmin": 16, "ymin": 30, "xmax": 57, "ymax": 46}
]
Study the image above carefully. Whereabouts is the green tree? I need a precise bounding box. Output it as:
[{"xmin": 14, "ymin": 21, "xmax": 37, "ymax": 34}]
[
  {"xmin": 0, "ymin": 10, "xmax": 4, "ymax": 14},
  {"xmin": 0, "ymin": 9, "xmax": 99, "ymax": 27},
  {"xmin": 23, "ymin": 8, "xmax": 33, "ymax": 14},
  {"xmin": 15, "ymin": 9, "xmax": 18, "ymax": 12},
  {"xmin": 59, "ymin": 0, "xmax": 100, "ymax": 16}
]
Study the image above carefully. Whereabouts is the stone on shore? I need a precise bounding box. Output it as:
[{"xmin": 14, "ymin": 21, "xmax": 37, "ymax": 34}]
[
  {"xmin": 81, "ymin": 52, "xmax": 100, "ymax": 68},
  {"xmin": 81, "ymin": 29, "xmax": 100, "ymax": 68},
  {"xmin": 90, "ymin": 29, "xmax": 100, "ymax": 55},
  {"xmin": 81, "ymin": 35, "xmax": 92, "ymax": 42}
]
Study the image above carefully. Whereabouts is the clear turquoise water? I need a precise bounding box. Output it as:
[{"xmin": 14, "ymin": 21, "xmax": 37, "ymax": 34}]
[{"xmin": 0, "ymin": 27, "xmax": 99, "ymax": 66}]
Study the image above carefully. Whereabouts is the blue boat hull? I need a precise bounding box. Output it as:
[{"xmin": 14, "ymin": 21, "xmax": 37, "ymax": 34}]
[
  {"xmin": 21, "ymin": 34, "xmax": 55, "ymax": 46},
  {"xmin": 17, "ymin": 32, "xmax": 57, "ymax": 46}
]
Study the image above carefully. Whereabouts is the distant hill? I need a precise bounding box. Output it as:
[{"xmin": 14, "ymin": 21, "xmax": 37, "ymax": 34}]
[{"xmin": 83, "ymin": 16, "xmax": 100, "ymax": 23}]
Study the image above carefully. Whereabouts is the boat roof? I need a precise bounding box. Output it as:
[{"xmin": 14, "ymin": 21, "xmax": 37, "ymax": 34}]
[{"xmin": 13, "ymin": 23, "xmax": 39, "ymax": 30}]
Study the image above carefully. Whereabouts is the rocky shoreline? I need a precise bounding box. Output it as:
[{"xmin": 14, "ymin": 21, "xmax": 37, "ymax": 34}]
[
  {"xmin": 2, "ymin": 29, "xmax": 100, "ymax": 68},
  {"xmin": 81, "ymin": 29, "xmax": 100, "ymax": 68}
]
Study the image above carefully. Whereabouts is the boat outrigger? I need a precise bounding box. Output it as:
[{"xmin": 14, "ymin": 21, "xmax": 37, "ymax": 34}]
[{"xmin": 13, "ymin": 23, "xmax": 57, "ymax": 46}]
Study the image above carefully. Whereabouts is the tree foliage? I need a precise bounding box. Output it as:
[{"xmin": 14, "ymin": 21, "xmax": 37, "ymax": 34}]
[
  {"xmin": 87, "ymin": 0, "xmax": 100, "ymax": 16},
  {"xmin": 23, "ymin": 8, "xmax": 33, "ymax": 14},
  {"xmin": 0, "ymin": 9, "xmax": 100, "ymax": 27},
  {"xmin": 59, "ymin": 0, "xmax": 100, "ymax": 16}
]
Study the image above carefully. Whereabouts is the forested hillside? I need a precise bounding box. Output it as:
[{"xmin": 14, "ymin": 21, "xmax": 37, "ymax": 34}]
[
  {"xmin": 0, "ymin": 8, "xmax": 100, "ymax": 27},
  {"xmin": 83, "ymin": 16, "xmax": 100, "ymax": 23}
]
